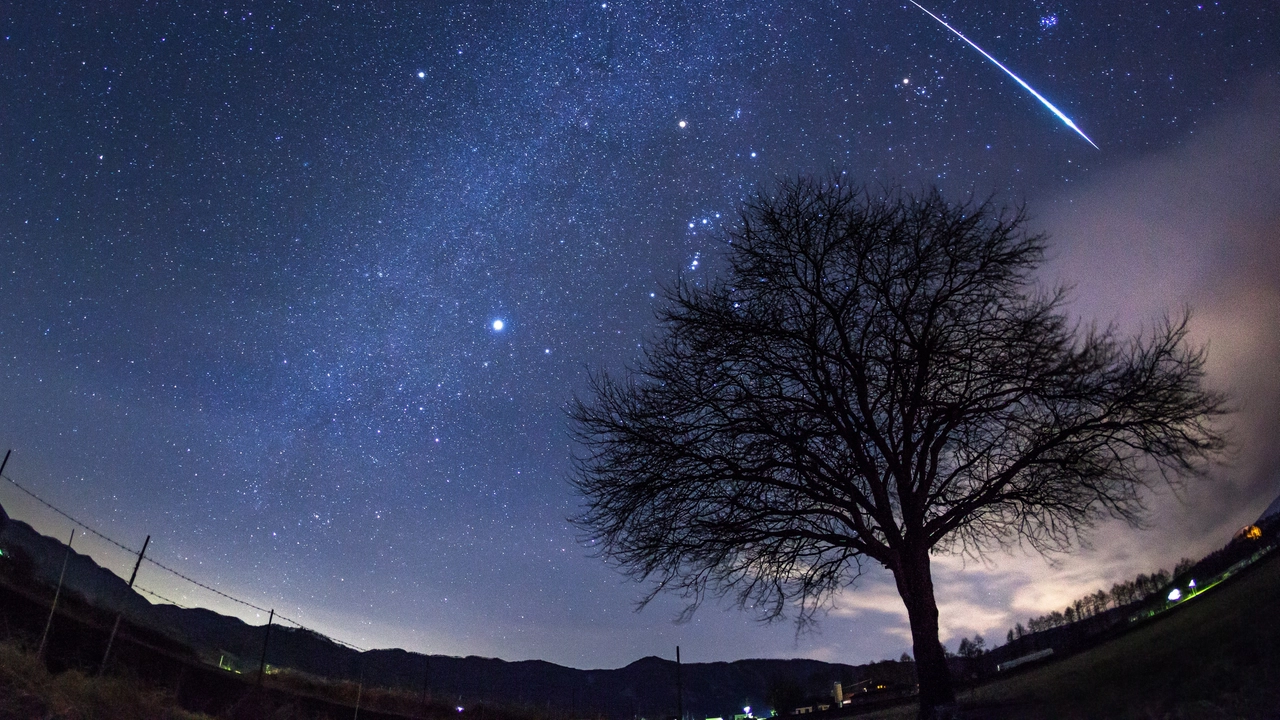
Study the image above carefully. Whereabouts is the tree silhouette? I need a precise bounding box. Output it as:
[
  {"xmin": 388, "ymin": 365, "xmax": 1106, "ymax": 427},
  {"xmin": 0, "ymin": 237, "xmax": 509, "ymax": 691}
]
[
  {"xmin": 570, "ymin": 179, "xmax": 1228, "ymax": 719},
  {"xmin": 956, "ymin": 635, "xmax": 985, "ymax": 658}
]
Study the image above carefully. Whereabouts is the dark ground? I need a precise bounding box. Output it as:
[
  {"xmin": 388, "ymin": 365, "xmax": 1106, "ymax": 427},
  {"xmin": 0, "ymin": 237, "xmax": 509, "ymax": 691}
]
[{"xmin": 850, "ymin": 548, "xmax": 1280, "ymax": 719}]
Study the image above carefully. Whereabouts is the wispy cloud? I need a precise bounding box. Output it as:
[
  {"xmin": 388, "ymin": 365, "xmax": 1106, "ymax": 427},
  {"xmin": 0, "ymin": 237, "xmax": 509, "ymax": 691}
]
[
  {"xmin": 979, "ymin": 73, "xmax": 1280, "ymax": 633},
  {"xmin": 825, "ymin": 82, "xmax": 1280, "ymax": 653}
]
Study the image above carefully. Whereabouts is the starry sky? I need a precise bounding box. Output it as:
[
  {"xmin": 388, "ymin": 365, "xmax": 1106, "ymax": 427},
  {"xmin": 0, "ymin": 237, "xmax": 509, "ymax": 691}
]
[{"xmin": 2, "ymin": 1, "xmax": 1279, "ymax": 670}]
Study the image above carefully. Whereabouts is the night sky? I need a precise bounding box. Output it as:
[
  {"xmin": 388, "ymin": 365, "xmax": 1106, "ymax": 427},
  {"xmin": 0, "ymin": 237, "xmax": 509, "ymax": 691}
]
[{"xmin": 3, "ymin": 1, "xmax": 1279, "ymax": 669}]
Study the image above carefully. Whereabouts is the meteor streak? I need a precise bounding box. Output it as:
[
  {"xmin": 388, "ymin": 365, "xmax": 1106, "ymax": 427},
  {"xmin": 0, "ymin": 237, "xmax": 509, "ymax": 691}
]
[{"xmin": 907, "ymin": 0, "xmax": 1099, "ymax": 149}]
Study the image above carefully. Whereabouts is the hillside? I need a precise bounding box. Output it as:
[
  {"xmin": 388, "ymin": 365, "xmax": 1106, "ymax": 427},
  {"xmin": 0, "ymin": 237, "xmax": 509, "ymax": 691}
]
[
  {"xmin": 0, "ymin": 510, "xmax": 876, "ymax": 719},
  {"xmin": 848, "ymin": 545, "xmax": 1280, "ymax": 719},
  {"xmin": 17, "ymin": 493, "xmax": 1277, "ymax": 720}
]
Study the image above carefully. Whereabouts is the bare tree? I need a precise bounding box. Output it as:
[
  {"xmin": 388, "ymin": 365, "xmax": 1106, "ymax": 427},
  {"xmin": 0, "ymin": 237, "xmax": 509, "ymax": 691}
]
[
  {"xmin": 957, "ymin": 635, "xmax": 985, "ymax": 658},
  {"xmin": 1110, "ymin": 580, "xmax": 1136, "ymax": 608},
  {"xmin": 569, "ymin": 179, "xmax": 1227, "ymax": 719},
  {"xmin": 1089, "ymin": 589, "xmax": 1110, "ymax": 617}
]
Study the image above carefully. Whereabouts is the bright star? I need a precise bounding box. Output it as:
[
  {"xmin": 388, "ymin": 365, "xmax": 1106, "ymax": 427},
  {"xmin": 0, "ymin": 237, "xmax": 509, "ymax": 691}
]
[
  {"xmin": 417, "ymin": 71, "xmax": 425, "ymax": 79},
  {"xmin": 678, "ymin": 120, "xmax": 687, "ymax": 129},
  {"xmin": 492, "ymin": 319, "xmax": 505, "ymax": 331}
]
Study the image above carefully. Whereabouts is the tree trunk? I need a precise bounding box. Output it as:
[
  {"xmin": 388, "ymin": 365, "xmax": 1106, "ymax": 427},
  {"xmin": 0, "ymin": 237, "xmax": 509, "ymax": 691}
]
[{"xmin": 891, "ymin": 544, "xmax": 956, "ymax": 720}]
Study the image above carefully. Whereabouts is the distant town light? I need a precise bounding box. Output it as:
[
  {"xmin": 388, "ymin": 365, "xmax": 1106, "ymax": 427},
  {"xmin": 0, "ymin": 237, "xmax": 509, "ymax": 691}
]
[
  {"xmin": 457, "ymin": 707, "xmax": 465, "ymax": 713},
  {"xmin": 1168, "ymin": 588, "xmax": 1182, "ymax": 602},
  {"xmin": 1189, "ymin": 579, "xmax": 1197, "ymax": 588}
]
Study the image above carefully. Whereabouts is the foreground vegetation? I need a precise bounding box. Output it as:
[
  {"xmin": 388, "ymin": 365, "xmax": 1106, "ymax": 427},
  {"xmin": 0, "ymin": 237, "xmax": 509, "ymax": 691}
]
[
  {"xmin": 0, "ymin": 640, "xmax": 212, "ymax": 720},
  {"xmin": 0, "ymin": 634, "xmax": 556, "ymax": 720},
  {"xmin": 0, "ymin": 554, "xmax": 557, "ymax": 720}
]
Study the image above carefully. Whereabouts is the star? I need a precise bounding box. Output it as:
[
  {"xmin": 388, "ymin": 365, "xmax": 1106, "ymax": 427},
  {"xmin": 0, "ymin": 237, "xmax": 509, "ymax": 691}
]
[{"xmin": 1, "ymin": 0, "xmax": 1271, "ymax": 675}]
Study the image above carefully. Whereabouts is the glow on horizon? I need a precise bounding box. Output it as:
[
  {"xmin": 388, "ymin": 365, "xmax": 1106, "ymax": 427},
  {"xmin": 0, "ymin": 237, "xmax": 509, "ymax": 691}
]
[{"xmin": 907, "ymin": 0, "xmax": 1099, "ymax": 150}]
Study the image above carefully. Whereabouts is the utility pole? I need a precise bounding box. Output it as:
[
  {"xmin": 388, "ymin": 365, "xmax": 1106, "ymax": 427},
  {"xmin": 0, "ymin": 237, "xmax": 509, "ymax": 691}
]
[
  {"xmin": 0, "ymin": 449, "xmax": 10, "ymax": 477},
  {"xmin": 257, "ymin": 609, "xmax": 275, "ymax": 686},
  {"xmin": 37, "ymin": 528, "xmax": 75, "ymax": 661},
  {"xmin": 99, "ymin": 534, "xmax": 149, "ymax": 676},
  {"xmin": 676, "ymin": 646, "xmax": 683, "ymax": 720}
]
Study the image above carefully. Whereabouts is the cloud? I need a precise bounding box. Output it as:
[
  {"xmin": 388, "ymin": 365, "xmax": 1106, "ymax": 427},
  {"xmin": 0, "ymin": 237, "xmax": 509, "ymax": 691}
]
[
  {"xmin": 829, "ymin": 557, "xmax": 1025, "ymax": 647},
  {"xmin": 978, "ymin": 73, "xmax": 1280, "ymax": 626},
  {"xmin": 1041, "ymin": 74, "xmax": 1280, "ymax": 539},
  {"xmin": 830, "ymin": 77, "xmax": 1280, "ymax": 653},
  {"xmin": 830, "ymin": 579, "xmax": 910, "ymax": 623}
]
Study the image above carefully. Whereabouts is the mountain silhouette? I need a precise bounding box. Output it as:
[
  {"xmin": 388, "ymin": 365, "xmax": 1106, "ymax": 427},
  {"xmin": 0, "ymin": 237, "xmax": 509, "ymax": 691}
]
[{"xmin": 0, "ymin": 505, "xmax": 896, "ymax": 718}]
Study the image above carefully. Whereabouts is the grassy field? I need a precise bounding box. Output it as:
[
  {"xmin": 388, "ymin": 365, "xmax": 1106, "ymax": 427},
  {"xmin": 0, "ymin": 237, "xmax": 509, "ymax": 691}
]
[
  {"xmin": 853, "ymin": 550, "xmax": 1280, "ymax": 719},
  {"xmin": 0, "ymin": 634, "xmax": 549, "ymax": 720},
  {"xmin": 0, "ymin": 640, "xmax": 215, "ymax": 720}
]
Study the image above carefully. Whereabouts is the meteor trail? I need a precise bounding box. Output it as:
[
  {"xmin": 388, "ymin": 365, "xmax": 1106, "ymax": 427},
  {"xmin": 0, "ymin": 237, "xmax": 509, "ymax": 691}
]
[{"xmin": 907, "ymin": 0, "xmax": 1099, "ymax": 149}]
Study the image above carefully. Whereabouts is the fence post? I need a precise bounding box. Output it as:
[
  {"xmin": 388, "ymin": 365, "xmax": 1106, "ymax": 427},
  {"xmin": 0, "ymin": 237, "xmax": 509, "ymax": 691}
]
[
  {"xmin": 257, "ymin": 608, "xmax": 275, "ymax": 686},
  {"xmin": 99, "ymin": 534, "xmax": 150, "ymax": 675},
  {"xmin": 37, "ymin": 528, "xmax": 75, "ymax": 661},
  {"xmin": 420, "ymin": 654, "xmax": 431, "ymax": 717},
  {"xmin": 675, "ymin": 645, "xmax": 683, "ymax": 720},
  {"xmin": 353, "ymin": 658, "xmax": 365, "ymax": 720}
]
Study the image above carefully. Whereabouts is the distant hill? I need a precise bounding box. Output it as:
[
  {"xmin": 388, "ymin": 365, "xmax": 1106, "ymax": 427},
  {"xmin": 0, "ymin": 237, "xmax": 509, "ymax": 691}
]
[
  {"xmin": 0, "ymin": 510, "xmax": 883, "ymax": 718},
  {"xmin": 1258, "ymin": 488, "xmax": 1280, "ymax": 524},
  {"xmin": 950, "ymin": 538, "xmax": 1280, "ymax": 717}
]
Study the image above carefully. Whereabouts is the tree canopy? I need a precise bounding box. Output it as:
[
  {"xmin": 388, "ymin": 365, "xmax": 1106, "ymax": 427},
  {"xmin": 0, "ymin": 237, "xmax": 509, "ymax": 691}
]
[{"xmin": 570, "ymin": 179, "xmax": 1228, "ymax": 718}]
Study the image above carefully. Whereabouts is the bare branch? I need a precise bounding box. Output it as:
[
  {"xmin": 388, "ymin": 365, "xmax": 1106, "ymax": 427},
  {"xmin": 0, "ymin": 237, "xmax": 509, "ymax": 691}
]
[{"xmin": 568, "ymin": 178, "xmax": 1230, "ymax": 717}]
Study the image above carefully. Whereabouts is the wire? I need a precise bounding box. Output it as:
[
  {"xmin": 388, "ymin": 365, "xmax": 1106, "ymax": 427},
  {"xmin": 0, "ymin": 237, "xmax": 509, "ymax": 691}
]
[
  {"xmin": 144, "ymin": 555, "xmax": 275, "ymax": 614},
  {"xmin": 2, "ymin": 472, "xmax": 141, "ymax": 555},
  {"xmin": 135, "ymin": 584, "xmax": 192, "ymax": 609},
  {"xmin": 1, "ymin": 471, "xmax": 367, "ymax": 654}
]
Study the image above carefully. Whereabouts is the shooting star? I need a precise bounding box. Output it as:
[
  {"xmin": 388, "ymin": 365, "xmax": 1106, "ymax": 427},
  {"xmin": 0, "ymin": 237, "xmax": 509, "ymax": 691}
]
[{"xmin": 907, "ymin": 0, "xmax": 1099, "ymax": 149}]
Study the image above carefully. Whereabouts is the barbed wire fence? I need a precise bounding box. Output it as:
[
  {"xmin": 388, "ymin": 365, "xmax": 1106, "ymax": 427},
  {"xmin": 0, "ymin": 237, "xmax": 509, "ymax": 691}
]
[
  {"xmin": 0, "ymin": 466, "xmax": 372, "ymax": 662},
  {"xmin": 0, "ymin": 457, "xmax": 610, "ymax": 720}
]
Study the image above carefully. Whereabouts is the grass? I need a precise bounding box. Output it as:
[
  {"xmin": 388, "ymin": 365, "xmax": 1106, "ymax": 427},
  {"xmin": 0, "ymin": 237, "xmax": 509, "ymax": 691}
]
[
  {"xmin": 0, "ymin": 638, "xmax": 558, "ymax": 720},
  {"xmin": 261, "ymin": 664, "xmax": 553, "ymax": 720},
  {"xmin": 0, "ymin": 635, "xmax": 565, "ymax": 720},
  {"xmin": 852, "ymin": 550, "xmax": 1280, "ymax": 719},
  {"xmin": 0, "ymin": 640, "xmax": 215, "ymax": 720}
]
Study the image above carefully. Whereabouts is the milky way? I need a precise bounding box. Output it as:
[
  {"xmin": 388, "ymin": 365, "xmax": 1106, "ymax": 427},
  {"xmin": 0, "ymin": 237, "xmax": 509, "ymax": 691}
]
[{"xmin": 1, "ymin": 1, "xmax": 1278, "ymax": 668}]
